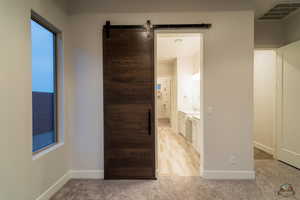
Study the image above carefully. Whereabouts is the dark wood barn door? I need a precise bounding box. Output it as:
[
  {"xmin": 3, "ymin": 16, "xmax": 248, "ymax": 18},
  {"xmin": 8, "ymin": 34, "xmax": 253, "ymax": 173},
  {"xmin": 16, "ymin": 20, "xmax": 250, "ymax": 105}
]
[{"xmin": 103, "ymin": 27, "xmax": 155, "ymax": 179}]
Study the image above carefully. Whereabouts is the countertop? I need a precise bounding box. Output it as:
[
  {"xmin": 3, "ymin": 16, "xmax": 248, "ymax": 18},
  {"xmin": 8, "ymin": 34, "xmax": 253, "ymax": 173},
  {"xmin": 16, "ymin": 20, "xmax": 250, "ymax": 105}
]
[{"xmin": 179, "ymin": 110, "xmax": 200, "ymax": 120}]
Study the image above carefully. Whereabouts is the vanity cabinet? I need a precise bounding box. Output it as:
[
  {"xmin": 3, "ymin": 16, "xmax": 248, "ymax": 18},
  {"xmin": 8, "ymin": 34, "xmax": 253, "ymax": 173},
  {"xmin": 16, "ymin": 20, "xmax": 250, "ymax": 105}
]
[
  {"xmin": 178, "ymin": 111, "xmax": 201, "ymax": 154},
  {"xmin": 192, "ymin": 117, "xmax": 201, "ymax": 153},
  {"xmin": 178, "ymin": 111, "xmax": 186, "ymax": 137}
]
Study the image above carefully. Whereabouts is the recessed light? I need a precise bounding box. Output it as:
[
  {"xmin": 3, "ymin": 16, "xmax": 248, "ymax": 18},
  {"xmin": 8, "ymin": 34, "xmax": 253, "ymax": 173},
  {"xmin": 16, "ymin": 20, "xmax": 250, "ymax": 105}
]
[{"xmin": 174, "ymin": 39, "xmax": 183, "ymax": 43}]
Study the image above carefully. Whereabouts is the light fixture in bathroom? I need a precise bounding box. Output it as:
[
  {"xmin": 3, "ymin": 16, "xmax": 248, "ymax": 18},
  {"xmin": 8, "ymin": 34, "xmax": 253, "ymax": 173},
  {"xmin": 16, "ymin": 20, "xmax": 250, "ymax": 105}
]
[
  {"xmin": 192, "ymin": 73, "xmax": 200, "ymax": 80},
  {"xmin": 174, "ymin": 38, "xmax": 183, "ymax": 56},
  {"xmin": 174, "ymin": 38, "xmax": 183, "ymax": 43}
]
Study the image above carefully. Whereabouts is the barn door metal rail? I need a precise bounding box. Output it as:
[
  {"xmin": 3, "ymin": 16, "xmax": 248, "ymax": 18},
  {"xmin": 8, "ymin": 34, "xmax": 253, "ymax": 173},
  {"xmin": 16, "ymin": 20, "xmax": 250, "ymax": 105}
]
[{"xmin": 104, "ymin": 20, "xmax": 212, "ymax": 39}]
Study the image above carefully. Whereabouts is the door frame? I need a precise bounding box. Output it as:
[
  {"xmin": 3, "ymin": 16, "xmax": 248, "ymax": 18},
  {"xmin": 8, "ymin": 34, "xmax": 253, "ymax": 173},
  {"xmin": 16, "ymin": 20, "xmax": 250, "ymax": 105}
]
[
  {"xmin": 253, "ymin": 48, "xmax": 278, "ymax": 159},
  {"xmin": 254, "ymin": 46, "xmax": 299, "ymax": 163},
  {"xmin": 154, "ymin": 29, "xmax": 206, "ymax": 177},
  {"xmin": 275, "ymin": 41, "xmax": 300, "ymax": 167},
  {"xmin": 102, "ymin": 22, "xmax": 211, "ymax": 178},
  {"xmin": 275, "ymin": 48, "xmax": 282, "ymax": 161}
]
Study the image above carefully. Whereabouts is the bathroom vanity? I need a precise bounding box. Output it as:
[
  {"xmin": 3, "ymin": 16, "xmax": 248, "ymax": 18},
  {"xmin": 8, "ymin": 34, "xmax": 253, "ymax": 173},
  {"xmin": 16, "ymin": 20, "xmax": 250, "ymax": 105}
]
[{"xmin": 178, "ymin": 111, "xmax": 201, "ymax": 154}]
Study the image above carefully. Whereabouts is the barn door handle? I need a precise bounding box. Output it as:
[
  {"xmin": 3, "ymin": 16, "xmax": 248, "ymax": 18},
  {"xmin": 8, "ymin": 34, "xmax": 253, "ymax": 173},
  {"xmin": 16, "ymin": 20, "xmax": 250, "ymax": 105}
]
[{"xmin": 148, "ymin": 109, "xmax": 152, "ymax": 136}]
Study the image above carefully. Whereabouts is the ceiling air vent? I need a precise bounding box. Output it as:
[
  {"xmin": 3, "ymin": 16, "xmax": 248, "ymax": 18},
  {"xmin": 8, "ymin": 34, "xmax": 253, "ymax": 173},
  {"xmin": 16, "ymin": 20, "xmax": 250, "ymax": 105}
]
[{"xmin": 259, "ymin": 3, "xmax": 300, "ymax": 20}]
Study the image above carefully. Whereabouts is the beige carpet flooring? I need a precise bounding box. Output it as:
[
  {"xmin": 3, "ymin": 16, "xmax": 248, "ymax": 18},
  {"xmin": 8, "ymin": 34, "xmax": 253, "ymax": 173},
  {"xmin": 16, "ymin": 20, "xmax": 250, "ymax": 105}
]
[
  {"xmin": 51, "ymin": 120, "xmax": 299, "ymax": 199},
  {"xmin": 51, "ymin": 160, "xmax": 300, "ymax": 200}
]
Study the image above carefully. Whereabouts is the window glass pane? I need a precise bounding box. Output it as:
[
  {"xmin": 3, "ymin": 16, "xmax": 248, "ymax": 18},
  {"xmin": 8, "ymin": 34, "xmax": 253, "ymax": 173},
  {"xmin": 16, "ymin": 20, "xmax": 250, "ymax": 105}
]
[
  {"xmin": 31, "ymin": 20, "xmax": 56, "ymax": 152},
  {"xmin": 31, "ymin": 20, "xmax": 54, "ymax": 92}
]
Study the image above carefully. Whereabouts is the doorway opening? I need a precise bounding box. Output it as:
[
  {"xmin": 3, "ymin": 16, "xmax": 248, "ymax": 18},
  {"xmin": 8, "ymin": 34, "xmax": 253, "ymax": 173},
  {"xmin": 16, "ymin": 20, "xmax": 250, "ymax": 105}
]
[
  {"xmin": 253, "ymin": 49, "xmax": 276, "ymax": 161},
  {"xmin": 253, "ymin": 41, "xmax": 300, "ymax": 170},
  {"xmin": 155, "ymin": 32, "xmax": 203, "ymax": 176}
]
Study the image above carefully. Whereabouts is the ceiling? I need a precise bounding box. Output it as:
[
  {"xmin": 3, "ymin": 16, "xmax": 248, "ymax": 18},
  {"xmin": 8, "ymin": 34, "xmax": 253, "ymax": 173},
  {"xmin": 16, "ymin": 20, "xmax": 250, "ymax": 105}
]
[
  {"xmin": 255, "ymin": 0, "xmax": 300, "ymax": 20},
  {"xmin": 62, "ymin": 0, "xmax": 300, "ymax": 21},
  {"xmin": 157, "ymin": 34, "xmax": 201, "ymax": 63},
  {"xmin": 66, "ymin": 0, "xmax": 253, "ymax": 14}
]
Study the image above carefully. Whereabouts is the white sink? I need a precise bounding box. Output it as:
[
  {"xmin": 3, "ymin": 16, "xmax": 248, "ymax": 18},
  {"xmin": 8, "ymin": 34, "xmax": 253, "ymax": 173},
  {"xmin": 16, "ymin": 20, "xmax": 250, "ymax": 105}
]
[
  {"xmin": 192, "ymin": 115, "xmax": 200, "ymax": 120},
  {"xmin": 181, "ymin": 110, "xmax": 200, "ymax": 119}
]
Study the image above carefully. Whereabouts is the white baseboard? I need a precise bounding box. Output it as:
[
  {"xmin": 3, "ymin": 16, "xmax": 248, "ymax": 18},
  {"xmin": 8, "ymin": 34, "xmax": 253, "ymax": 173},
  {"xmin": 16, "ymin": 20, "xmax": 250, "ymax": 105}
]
[
  {"xmin": 202, "ymin": 170, "xmax": 255, "ymax": 180},
  {"xmin": 254, "ymin": 141, "xmax": 274, "ymax": 155},
  {"xmin": 70, "ymin": 170, "xmax": 104, "ymax": 179},
  {"xmin": 36, "ymin": 171, "xmax": 71, "ymax": 200},
  {"xmin": 35, "ymin": 170, "xmax": 104, "ymax": 200}
]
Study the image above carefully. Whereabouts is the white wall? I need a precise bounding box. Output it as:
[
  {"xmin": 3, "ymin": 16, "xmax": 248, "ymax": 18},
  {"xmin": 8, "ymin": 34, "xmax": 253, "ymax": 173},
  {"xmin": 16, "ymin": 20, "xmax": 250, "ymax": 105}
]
[
  {"xmin": 254, "ymin": 21, "xmax": 284, "ymax": 48},
  {"xmin": 253, "ymin": 0, "xmax": 283, "ymax": 48},
  {"xmin": 0, "ymin": 1, "xmax": 72, "ymax": 200},
  {"xmin": 170, "ymin": 60, "xmax": 178, "ymax": 132},
  {"xmin": 157, "ymin": 63, "xmax": 173, "ymax": 119},
  {"xmin": 254, "ymin": 10, "xmax": 300, "ymax": 49},
  {"xmin": 70, "ymin": 11, "xmax": 255, "ymax": 178},
  {"xmin": 157, "ymin": 77, "xmax": 172, "ymax": 119},
  {"xmin": 192, "ymin": 52, "xmax": 201, "ymax": 112},
  {"xmin": 284, "ymin": 11, "xmax": 300, "ymax": 45},
  {"xmin": 177, "ymin": 56, "xmax": 195, "ymax": 112},
  {"xmin": 158, "ymin": 62, "xmax": 173, "ymax": 77},
  {"xmin": 254, "ymin": 50, "xmax": 276, "ymax": 155}
]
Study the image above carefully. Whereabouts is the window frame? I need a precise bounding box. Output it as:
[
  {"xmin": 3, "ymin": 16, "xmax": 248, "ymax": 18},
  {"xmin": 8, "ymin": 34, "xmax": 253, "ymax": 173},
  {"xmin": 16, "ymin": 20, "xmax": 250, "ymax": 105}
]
[{"xmin": 31, "ymin": 11, "xmax": 61, "ymax": 154}]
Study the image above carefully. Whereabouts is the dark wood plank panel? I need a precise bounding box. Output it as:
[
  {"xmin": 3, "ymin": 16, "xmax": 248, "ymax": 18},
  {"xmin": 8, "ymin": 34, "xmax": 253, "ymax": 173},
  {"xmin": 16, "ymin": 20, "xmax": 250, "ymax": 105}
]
[
  {"xmin": 106, "ymin": 168, "xmax": 154, "ymax": 179},
  {"xmin": 103, "ymin": 28, "xmax": 155, "ymax": 179},
  {"xmin": 105, "ymin": 55, "xmax": 152, "ymax": 82},
  {"xmin": 103, "ymin": 82, "xmax": 153, "ymax": 104}
]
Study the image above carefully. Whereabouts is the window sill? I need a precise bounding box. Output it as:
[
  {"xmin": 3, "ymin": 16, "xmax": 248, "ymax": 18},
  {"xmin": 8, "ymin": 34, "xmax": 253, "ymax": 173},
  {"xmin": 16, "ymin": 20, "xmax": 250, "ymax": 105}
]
[{"xmin": 32, "ymin": 142, "xmax": 64, "ymax": 161}]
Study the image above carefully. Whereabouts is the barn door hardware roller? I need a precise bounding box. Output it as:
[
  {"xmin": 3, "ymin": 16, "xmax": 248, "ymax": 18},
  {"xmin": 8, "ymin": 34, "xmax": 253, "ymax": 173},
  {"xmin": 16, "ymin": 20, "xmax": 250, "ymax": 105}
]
[
  {"xmin": 104, "ymin": 20, "xmax": 153, "ymax": 39},
  {"xmin": 144, "ymin": 20, "xmax": 153, "ymax": 38},
  {"xmin": 104, "ymin": 21, "xmax": 111, "ymax": 39},
  {"xmin": 104, "ymin": 20, "xmax": 212, "ymax": 39}
]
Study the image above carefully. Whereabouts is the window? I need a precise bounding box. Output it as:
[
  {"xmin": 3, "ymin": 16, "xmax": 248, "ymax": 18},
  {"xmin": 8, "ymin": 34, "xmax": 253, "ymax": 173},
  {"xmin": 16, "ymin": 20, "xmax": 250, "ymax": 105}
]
[{"xmin": 31, "ymin": 16, "xmax": 58, "ymax": 153}]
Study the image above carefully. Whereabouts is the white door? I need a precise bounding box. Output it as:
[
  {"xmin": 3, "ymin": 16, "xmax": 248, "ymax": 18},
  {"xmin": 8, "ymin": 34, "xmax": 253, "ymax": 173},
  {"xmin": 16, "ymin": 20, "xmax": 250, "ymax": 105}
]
[{"xmin": 277, "ymin": 40, "xmax": 300, "ymax": 169}]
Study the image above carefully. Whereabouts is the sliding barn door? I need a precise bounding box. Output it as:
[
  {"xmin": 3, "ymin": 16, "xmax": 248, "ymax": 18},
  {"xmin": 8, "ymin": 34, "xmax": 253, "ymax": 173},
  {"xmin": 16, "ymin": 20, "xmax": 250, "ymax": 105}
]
[{"xmin": 103, "ymin": 28, "xmax": 155, "ymax": 179}]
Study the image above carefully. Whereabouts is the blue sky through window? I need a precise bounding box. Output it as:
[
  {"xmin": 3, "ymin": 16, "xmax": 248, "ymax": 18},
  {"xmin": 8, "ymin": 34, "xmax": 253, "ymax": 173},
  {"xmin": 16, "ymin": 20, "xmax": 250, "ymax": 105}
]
[
  {"xmin": 31, "ymin": 20, "xmax": 55, "ymax": 93},
  {"xmin": 31, "ymin": 19, "xmax": 56, "ymax": 152}
]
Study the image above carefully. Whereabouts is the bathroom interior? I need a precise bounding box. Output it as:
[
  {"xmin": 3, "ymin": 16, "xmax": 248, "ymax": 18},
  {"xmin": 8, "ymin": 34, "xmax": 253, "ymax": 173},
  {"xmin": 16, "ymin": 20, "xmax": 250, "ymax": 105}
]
[{"xmin": 156, "ymin": 33, "xmax": 202, "ymax": 176}]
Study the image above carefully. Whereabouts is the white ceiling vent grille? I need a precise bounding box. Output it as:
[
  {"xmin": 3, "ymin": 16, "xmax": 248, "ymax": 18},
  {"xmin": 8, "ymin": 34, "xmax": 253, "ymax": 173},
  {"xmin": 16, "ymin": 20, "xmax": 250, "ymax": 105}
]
[{"xmin": 259, "ymin": 3, "xmax": 300, "ymax": 20}]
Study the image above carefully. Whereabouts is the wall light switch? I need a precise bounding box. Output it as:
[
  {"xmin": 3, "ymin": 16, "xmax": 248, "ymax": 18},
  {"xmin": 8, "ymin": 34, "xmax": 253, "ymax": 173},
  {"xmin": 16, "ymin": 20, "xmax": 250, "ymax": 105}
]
[
  {"xmin": 207, "ymin": 106, "xmax": 214, "ymax": 114},
  {"xmin": 229, "ymin": 155, "xmax": 237, "ymax": 166},
  {"xmin": 207, "ymin": 106, "xmax": 214, "ymax": 120}
]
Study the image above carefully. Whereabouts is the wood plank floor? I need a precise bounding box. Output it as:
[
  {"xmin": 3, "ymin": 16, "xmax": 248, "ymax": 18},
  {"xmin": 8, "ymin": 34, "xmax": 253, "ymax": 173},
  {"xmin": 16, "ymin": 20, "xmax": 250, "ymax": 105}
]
[
  {"xmin": 157, "ymin": 118, "xmax": 273, "ymax": 176},
  {"xmin": 158, "ymin": 119, "xmax": 200, "ymax": 176},
  {"xmin": 254, "ymin": 147, "xmax": 274, "ymax": 160}
]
